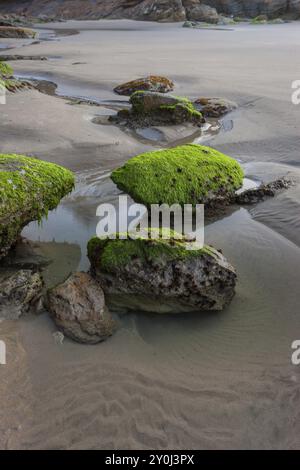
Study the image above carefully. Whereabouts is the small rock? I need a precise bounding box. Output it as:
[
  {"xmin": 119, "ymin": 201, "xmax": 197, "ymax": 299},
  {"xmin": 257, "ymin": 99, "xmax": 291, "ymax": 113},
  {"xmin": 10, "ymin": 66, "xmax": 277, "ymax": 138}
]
[
  {"xmin": 194, "ymin": 97, "xmax": 237, "ymax": 118},
  {"xmin": 114, "ymin": 75, "xmax": 174, "ymax": 96},
  {"xmin": 234, "ymin": 178, "xmax": 293, "ymax": 205},
  {"xmin": 47, "ymin": 272, "xmax": 117, "ymax": 344},
  {"xmin": 0, "ymin": 269, "xmax": 43, "ymax": 320}
]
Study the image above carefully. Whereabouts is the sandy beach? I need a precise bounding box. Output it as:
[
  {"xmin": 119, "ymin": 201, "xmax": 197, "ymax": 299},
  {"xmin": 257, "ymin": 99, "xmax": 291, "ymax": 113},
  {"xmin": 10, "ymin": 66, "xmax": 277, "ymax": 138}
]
[{"xmin": 1, "ymin": 19, "xmax": 300, "ymax": 450}]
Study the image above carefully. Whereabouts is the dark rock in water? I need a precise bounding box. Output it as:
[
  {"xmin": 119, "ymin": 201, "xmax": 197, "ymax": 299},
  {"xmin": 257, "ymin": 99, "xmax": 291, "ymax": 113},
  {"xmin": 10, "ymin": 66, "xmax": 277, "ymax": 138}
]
[
  {"xmin": 114, "ymin": 76, "xmax": 174, "ymax": 96},
  {"xmin": 185, "ymin": 2, "xmax": 219, "ymax": 23},
  {"xmin": 0, "ymin": 154, "xmax": 74, "ymax": 260},
  {"xmin": 0, "ymin": 26, "xmax": 37, "ymax": 38},
  {"xmin": 112, "ymin": 91, "xmax": 205, "ymax": 128},
  {"xmin": 47, "ymin": 272, "xmax": 117, "ymax": 344},
  {"xmin": 0, "ymin": 269, "xmax": 43, "ymax": 320},
  {"xmin": 234, "ymin": 178, "xmax": 293, "ymax": 205},
  {"xmin": 88, "ymin": 233, "xmax": 237, "ymax": 314},
  {"xmin": 194, "ymin": 97, "xmax": 237, "ymax": 118}
]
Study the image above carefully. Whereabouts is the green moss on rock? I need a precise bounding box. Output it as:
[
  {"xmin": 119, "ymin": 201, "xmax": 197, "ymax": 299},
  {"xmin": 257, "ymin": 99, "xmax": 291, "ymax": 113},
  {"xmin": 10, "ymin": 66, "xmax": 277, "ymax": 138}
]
[
  {"xmin": 111, "ymin": 144, "xmax": 244, "ymax": 207},
  {"xmin": 0, "ymin": 154, "xmax": 75, "ymax": 258},
  {"xmin": 0, "ymin": 61, "xmax": 13, "ymax": 79},
  {"xmin": 88, "ymin": 230, "xmax": 214, "ymax": 273}
]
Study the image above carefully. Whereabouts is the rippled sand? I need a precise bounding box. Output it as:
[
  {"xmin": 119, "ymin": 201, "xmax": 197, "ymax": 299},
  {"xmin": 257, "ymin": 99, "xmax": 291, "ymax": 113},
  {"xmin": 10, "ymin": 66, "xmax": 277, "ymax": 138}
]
[{"xmin": 1, "ymin": 20, "xmax": 300, "ymax": 450}]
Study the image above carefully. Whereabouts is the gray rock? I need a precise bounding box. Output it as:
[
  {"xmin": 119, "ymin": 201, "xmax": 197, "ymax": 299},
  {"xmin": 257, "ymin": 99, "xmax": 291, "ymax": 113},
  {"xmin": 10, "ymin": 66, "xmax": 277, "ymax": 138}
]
[
  {"xmin": 0, "ymin": 269, "xmax": 43, "ymax": 320},
  {"xmin": 47, "ymin": 272, "xmax": 117, "ymax": 344},
  {"xmin": 88, "ymin": 236, "xmax": 237, "ymax": 314},
  {"xmin": 0, "ymin": 26, "xmax": 37, "ymax": 38}
]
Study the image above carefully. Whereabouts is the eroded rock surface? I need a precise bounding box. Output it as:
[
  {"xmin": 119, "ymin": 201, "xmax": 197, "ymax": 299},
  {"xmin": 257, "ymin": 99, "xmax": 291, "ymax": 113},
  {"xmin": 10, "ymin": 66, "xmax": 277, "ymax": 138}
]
[
  {"xmin": 47, "ymin": 272, "xmax": 117, "ymax": 344},
  {"xmin": 0, "ymin": 269, "xmax": 43, "ymax": 320}
]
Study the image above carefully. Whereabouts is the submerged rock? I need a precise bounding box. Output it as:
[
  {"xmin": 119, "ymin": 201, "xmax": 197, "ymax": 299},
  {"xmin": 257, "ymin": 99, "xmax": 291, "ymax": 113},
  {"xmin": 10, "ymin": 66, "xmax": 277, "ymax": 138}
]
[
  {"xmin": 114, "ymin": 75, "xmax": 174, "ymax": 96},
  {"xmin": 0, "ymin": 26, "xmax": 37, "ymax": 38},
  {"xmin": 47, "ymin": 272, "xmax": 117, "ymax": 344},
  {"xmin": 88, "ymin": 233, "xmax": 237, "ymax": 314},
  {"xmin": 111, "ymin": 144, "xmax": 244, "ymax": 207},
  {"xmin": 194, "ymin": 97, "xmax": 237, "ymax": 118},
  {"xmin": 0, "ymin": 154, "xmax": 74, "ymax": 259},
  {"xmin": 112, "ymin": 91, "xmax": 204, "ymax": 127},
  {"xmin": 0, "ymin": 269, "xmax": 43, "ymax": 320}
]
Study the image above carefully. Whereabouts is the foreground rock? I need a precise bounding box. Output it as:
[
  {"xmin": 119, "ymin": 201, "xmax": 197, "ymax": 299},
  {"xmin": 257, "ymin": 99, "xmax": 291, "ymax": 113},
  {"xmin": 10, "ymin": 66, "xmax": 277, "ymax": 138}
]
[
  {"xmin": 0, "ymin": 26, "xmax": 36, "ymax": 38},
  {"xmin": 111, "ymin": 144, "xmax": 244, "ymax": 207},
  {"xmin": 194, "ymin": 97, "xmax": 237, "ymax": 118},
  {"xmin": 0, "ymin": 154, "xmax": 74, "ymax": 259},
  {"xmin": 47, "ymin": 272, "xmax": 117, "ymax": 344},
  {"xmin": 88, "ymin": 233, "xmax": 237, "ymax": 314},
  {"xmin": 0, "ymin": 269, "xmax": 43, "ymax": 320},
  {"xmin": 114, "ymin": 75, "xmax": 174, "ymax": 96},
  {"xmin": 112, "ymin": 91, "xmax": 204, "ymax": 127}
]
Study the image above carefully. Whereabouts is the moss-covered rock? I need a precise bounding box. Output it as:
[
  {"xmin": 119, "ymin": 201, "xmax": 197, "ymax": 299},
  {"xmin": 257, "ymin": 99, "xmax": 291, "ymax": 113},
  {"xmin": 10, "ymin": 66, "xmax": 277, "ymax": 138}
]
[
  {"xmin": 114, "ymin": 75, "xmax": 174, "ymax": 96},
  {"xmin": 111, "ymin": 91, "xmax": 204, "ymax": 128},
  {"xmin": 0, "ymin": 154, "xmax": 75, "ymax": 259},
  {"xmin": 88, "ymin": 231, "xmax": 237, "ymax": 313},
  {"xmin": 111, "ymin": 144, "xmax": 244, "ymax": 207},
  {"xmin": 0, "ymin": 61, "xmax": 13, "ymax": 79}
]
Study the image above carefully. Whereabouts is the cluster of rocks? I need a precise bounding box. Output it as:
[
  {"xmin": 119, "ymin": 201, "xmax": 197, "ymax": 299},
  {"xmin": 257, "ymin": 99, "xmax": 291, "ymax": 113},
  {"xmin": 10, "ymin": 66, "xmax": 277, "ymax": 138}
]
[
  {"xmin": 0, "ymin": 1, "xmax": 299, "ymax": 22},
  {"xmin": 110, "ymin": 75, "xmax": 236, "ymax": 129}
]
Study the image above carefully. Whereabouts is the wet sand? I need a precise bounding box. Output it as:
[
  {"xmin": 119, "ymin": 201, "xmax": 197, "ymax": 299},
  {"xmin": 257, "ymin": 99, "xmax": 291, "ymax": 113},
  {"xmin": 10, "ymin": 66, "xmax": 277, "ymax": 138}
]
[{"xmin": 1, "ymin": 20, "xmax": 300, "ymax": 450}]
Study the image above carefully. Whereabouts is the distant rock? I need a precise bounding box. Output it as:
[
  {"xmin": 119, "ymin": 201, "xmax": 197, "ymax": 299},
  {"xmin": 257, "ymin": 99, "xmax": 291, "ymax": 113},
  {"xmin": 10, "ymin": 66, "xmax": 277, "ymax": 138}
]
[
  {"xmin": 112, "ymin": 91, "xmax": 204, "ymax": 127},
  {"xmin": 88, "ymin": 232, "xmax": 237, "ymax": 314},
  {"xmin": 0, "ymin": 0, "xmax": 299, "ymax": 21},
  {"xmin": 0, "ymin": 154, "xmax": 74, "ymax": 260},
  {"xmin": 47, "ymin": 272, "xmax": 117, "ymax": 344},
  {"xmin": 0, "ymin": 269, "xmax": 43, "ymax": 320},
  {"xmin": 114, "ymin": 75, "xmax": 174, "ymax": 96},
  {"xmin": 185, "ymin": 2, "xmax": 219, "ymax": 24},
  {"xmin": 0, "ymin": 26, "xmax": 37, "ymax": 38},
  {"xmin": 194, "ymin": 97, "xmax": 237, "ymax": 117}
]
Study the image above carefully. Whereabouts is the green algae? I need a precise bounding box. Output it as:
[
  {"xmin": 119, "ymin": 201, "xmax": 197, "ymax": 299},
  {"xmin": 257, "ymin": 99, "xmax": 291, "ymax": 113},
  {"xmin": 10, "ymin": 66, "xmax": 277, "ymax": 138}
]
[
  {"xmin": 88, "ymin": 229, "xmax": 215, "ymax": 273},
  {"xmin": 0, "ymin": 154, "xmax": 75, "ymax": 257},
  {"xmin": 111, "ymin": 144, "xmax": 244, "ymax": 207}
]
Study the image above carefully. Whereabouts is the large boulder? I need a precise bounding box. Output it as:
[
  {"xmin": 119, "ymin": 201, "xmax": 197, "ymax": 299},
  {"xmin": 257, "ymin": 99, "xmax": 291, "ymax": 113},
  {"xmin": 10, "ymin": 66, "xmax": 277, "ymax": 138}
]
[
  {"xmin": 114, "ymin": 75, "xmax": 174, "ymax": 96},
  {"xmin": 47, "ymin": 272, "xmax": 117, "ymax": 344},
  {"xmin": 0, "ymin": 26, "xmax": 37, "ymax": 38},
  {"xmin": 111, "ymin": 144, "xmax": 244, "ymax": 207},
  {"xmin": 88, "ymin": 233, "xmax": 237, "ymax": 313},
  {"xmin": 0, "ymin": 269, "xmax": 43, "ymax": 320},
  {"xmin": 113, "ymin": 91, "xmax": 204, "ymax": 127},
  {"xmin": 0, "ymin": 154, "xmax": 74, "ymax": 259}
]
